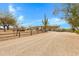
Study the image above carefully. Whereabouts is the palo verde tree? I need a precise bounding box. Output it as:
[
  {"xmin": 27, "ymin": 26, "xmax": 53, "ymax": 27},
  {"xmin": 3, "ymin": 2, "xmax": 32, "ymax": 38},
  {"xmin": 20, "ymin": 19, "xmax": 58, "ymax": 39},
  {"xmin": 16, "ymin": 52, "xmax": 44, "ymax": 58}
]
[
  {"xmin": 0, "ymin": 12, "xmax": 17, "ymax": 31},
  {"xmin": 53, "ymin": 4, "xmax": 79, "ymax": 32}
]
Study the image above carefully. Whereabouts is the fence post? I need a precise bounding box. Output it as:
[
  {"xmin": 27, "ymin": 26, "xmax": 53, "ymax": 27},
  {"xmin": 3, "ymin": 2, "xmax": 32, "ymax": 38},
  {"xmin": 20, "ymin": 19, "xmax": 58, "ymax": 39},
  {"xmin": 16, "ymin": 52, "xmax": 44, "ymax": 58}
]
[
  {"xmin": 30, "ymin": 29, "xmax": 32, "ymax": 35},
  {"xmin": 19, "ymin": 30, "xmax": 21, "ymax": 38}
]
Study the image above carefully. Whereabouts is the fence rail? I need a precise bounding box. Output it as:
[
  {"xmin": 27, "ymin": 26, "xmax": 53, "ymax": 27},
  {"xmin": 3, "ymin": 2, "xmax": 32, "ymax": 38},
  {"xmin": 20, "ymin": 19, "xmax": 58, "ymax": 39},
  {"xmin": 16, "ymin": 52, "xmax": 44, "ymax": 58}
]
[{"xmin": 0, "ymin": 30, "xmax": 43, "ymax": 41}]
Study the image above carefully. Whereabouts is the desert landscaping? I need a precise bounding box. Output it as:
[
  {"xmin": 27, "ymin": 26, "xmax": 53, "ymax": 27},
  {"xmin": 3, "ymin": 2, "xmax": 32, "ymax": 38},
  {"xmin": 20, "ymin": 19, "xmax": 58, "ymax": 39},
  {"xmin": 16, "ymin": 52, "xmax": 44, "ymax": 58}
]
[{"xmin": 0, "ymin": 3, "xmax": 79, "ymax": 56}]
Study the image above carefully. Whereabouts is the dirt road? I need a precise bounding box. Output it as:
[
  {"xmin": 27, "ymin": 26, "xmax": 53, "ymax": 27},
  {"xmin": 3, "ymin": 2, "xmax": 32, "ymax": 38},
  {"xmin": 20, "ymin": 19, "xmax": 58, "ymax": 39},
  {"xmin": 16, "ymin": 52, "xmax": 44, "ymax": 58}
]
[{"xmin": 0, "ymin": 31, "xmax": 79, "ymax": 56}]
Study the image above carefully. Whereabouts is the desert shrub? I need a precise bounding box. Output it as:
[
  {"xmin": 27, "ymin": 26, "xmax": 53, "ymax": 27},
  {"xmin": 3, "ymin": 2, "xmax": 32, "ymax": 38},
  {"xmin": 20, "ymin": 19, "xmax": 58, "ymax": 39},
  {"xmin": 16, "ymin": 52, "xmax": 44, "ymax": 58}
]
[
  {"xmin": 74, "ymin": 30, "xmax": 79, "ymax": 34},
  {"xmin": 55, "ymin": 28, "xmax": 72, "ymax": 32}
]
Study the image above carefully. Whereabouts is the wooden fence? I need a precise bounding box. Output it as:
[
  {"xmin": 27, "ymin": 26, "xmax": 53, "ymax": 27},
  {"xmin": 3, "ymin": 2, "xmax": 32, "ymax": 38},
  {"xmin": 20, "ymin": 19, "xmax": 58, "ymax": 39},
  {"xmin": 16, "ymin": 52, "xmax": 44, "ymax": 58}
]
[{"xmin": 0, "ymin": 30, "xmax": 43, "ymax": 41}]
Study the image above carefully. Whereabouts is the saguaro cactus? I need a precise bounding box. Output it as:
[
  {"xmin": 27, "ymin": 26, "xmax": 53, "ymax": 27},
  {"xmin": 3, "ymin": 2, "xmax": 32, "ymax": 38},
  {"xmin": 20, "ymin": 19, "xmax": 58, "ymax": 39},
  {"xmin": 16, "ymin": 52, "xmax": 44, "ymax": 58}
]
[{"xmin": 42, "ymin": 15, "xmax": 49, "ymax": 32}]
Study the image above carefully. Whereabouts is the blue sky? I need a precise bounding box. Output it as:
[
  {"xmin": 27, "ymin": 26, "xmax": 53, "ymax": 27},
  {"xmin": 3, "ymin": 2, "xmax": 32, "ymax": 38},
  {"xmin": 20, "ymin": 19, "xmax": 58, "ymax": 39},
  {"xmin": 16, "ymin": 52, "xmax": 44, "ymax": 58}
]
[{"xmin": 0, "ymin": 3, "xmax": 70, "ymax": 28}]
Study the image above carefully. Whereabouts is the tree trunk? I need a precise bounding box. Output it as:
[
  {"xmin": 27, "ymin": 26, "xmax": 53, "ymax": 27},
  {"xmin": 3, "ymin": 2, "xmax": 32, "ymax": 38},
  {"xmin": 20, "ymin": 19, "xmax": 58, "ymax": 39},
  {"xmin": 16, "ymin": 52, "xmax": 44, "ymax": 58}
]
[
  {"xmin": 75, "ymin": 27, "xmax": 79, "ymax": 30},
  {"xmin": 7, "ymin": 24, "xmax": 9, "ymax": 30},
  {"xmin": 72, "ymin": 26, "xmax": 75, "ymax": 32},
  {"xmin": 3, "ymin": 25, "xmax": 6, "ymax": 32}
]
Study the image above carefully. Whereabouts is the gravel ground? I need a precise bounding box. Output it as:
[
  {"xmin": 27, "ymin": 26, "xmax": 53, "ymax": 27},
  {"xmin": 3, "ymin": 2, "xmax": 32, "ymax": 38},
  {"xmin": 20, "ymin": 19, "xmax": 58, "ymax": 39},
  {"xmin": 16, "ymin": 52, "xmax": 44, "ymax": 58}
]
[{"xmin": 0, "ymin": 31, "xmax": 79, "ymax": 56}]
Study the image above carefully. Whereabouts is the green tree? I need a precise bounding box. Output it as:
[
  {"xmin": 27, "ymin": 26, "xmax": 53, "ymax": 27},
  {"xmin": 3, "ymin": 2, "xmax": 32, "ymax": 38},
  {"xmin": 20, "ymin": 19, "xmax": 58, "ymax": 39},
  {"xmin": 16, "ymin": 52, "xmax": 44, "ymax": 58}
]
[
  {"xmin": 53, "ymin": 4, "xmax": 79, "ymax": 32},
  {"xmin": 4, "ymin": 14, "xmax": 16, "ymax": 30},
  {"xmin": 0, "ymin": 12, "xmax": 17, "ymax": 31}
]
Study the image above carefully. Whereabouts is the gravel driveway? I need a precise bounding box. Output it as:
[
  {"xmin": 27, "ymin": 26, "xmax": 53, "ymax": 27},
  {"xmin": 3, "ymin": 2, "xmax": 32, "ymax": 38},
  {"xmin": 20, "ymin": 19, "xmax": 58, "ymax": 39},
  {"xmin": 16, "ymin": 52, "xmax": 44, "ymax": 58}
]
[{"xmin": 0, "ymin": 31, "xmax": 79, "ymax": 56}]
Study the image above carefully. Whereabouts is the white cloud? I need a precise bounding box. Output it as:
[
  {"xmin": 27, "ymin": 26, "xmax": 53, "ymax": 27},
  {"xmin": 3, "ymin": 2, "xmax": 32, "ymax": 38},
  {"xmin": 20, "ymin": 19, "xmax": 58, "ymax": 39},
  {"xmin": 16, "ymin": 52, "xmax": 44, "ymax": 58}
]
[
  {"xmin": 48, "ymin": 18, "xmax": 66, "ymax": 25},
  {"xmin": 21, "ymin": 19, "xmax": 42, "ymax": 26},
  {"xmin": 8, "ymin": 4, "xmax": 24, "ymax": 24},
  {"xmin": 8, "ymin": 5, "xmax": 66, "ymax": 27},
  {"xmin": 22, "ymin": 18, "xmax": 66, "ymax": 27},
  {"xmin": 8, "ymin": 4, "xmax": 16, "ymax": 15},
  {"xmin": 18, "ymin": 15, "xmax": 24, "ymax": 22},
  {"xmin": 8, "ymin": 4, "xmax": 21, "ymax": 14},
  {"xmin": 17, "ymin": 7, "xmax": 21, "ymax": 10}
]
